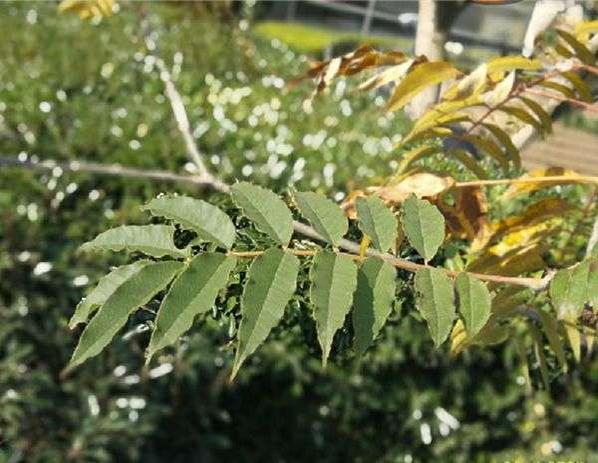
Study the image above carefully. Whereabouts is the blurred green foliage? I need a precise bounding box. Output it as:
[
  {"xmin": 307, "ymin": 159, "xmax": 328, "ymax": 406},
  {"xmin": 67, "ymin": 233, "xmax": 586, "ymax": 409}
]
[{"xmin": 0, "ymin": 3, "xmax": 597, "ymax": 462}]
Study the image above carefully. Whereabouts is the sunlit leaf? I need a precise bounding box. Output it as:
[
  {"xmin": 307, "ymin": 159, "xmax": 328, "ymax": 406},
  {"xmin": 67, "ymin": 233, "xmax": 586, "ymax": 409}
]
[
  {"xmin": 69, "ymin": 261, "xmax": 150, "ymax": 329},
  {"xmin": 356, "ymin": 196, "xmax": 398, "ymax": 253},
  {"xmin": 310, "ymin": 251, "xmax": 358, "ymax": 366},
  {"xmin": 556, "ymin": 29, "xmax": 595, "ymax": 65},
  {"xmin": 414, "ymin": 267, "xmax": 455, "ymax": 347},
  {"xmin": 80, "ymin": 225, "xmax": 188, "ymax": 258},
  {"xmin": 231, "ymin": 248, "xmax": 299, "ymax": 379},
  {"xmin": 484, "ymin": 71, "xmax": 515, "ymax": 106},
  {"xmin": 68, "ymin": 260, "xmax": 184, "ymax": 370},
  {"xmin": 486, "ymin": 56, "xmax": 541, "ymax": 81},
  {"xmin": 59, "ymin": 0, "xmax": 115, "ymax": 19},
  {"xmin": 455, "ymin": 273, "xmax": 491, "ymax": 338},
  {"xmin": 358, "ymin": 59, "xmax": 415, "ymax": 91},
  {"xmin": 387, "ymin": 61, "xmax": 461, "ymax": 112},
  {"xmin": 142, "ymin": 195, "xmax": 236, "ymax": 249},
  {"xmin": 501, "ymin": 167, "xmax": 583, "ymax": 200},
  {"xmin": 402, "ymin": 195, "xmax": 445, "ymax": 262},
  {"xmin": 396, "ymin": 145, "xmax": 442, "ymax": 174},
  {"xmin": 352, "ymin": 257, "xmax": 396, "ymax": 356},
  {"xmin": 481, "ymin": 123, "xmax": 521, "ymax": 168},
  {"xmin": 231, "ymin": 182, "xmax": 293, "ymax": 246},
  {"xmin": 537, "ymin": 308, "xmax": 567, "ymax": 371},
  {"xmin": 529, "ymin": 323, "xmax": 550, "ymax": 390},
  {"xmin": 443, "ymin": 63, "xmax": 487, "ymax": 100},
  {"xmin": 147, "ymin": 253, "xmax": 237, "ymax": 361},
  {"xmin": 561, "ymin": 71, "xmax": 593, "ymax": 102},
  {"xmin": 295, "ymin": 191, "xmax": 347, "ymax": 246},
  {"xmin": 518, "ymin": 96, "xmax": 552, "ymax": 133}
]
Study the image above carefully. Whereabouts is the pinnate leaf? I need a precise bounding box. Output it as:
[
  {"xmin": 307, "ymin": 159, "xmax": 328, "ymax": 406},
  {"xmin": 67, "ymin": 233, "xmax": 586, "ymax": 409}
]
[
  {"xmin": 142, "ymin": 195, "xmax": 236, "ymax": 249},
  {"xmin": 355, "ymin": 196, "xmax": 397, "ymax": 253},
  {"xmin": 147, "ymin": 253, "xmax": 237, "ymax": 361},
  {"xmin": 68, "ymin": 260, "xmax": 184, "ymax": 370},
  {"xmin": 80, "ymin": 225, "xmax": 187, "ymax": 258},
  {"xmin": 295, "ymin": 191, "xmax": 347, "ymax": 245},
  {"xmin": 402, "ymin": 195, "xmax": 445, "ymax": 262},
  {"xmin": 455, "ymin": 273, "xmax": 491, "ymax": 338},
  {"xmin": 231, "ymin": 182, "xmax": 293, "ymax": 246},
  {"xmin": 414, "ymin": 267, "xmax": 455, "ymax": 347},
  {"xmin": 69, "ymin": 261, "xmax": 150, "ymax": 329},
  {"xmin": 310, "ymin": 251, "xmax": 358, "ymax": 366},
  {"xmin": 231, "ymin": 248, "xmax": 299, "ymax": 379},
  {"xmin": 352, "ymin": 257, "xmax": 396, "ymax": 356}
]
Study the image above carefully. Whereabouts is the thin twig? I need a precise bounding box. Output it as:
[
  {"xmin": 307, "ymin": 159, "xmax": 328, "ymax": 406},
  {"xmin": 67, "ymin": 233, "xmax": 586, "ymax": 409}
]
[
  {"xmin": 524, "ymin": 88, "xmax": 598, "ymax": 113},
  {"xmin": 0, "ymin": 155, "xmax": 216, "ymax": 188},
  {"xmin": 455, "ymin": 175, "xmax": 598, "ymax": 188}
]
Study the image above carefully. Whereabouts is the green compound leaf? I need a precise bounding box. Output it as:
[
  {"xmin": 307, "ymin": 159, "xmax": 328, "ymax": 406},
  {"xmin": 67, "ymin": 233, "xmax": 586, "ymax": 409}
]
[
  {"xmin": 455, "ymin": 273, "xmax": 491, "ymax": 339},
  {"xmin": 414, "ymin": 267, "xmax": 456, "ymax": 347},
  {"xmin": 550, "ymin": 262, "xmax": 590, "ymax": 319},
  {"xmin": 231, "ymin": 248, "xmax": 299, "ymax": 379},
  {"xmin": 68, "ymin": 260, "xmax": 184, "ymax": 370},
  {"xmin": 80, "ymin": 225, "xmax": 187, "ymax": 258},
  {"xmin": 294, "ymin": 191, "xmax": 348, "ymax": 246},
  {"xmin": 402, "ymin": 195, "xmax": 445, "ymax": 262},
  {"xmin": 588, "ymin": 260, "xmax": 598, "ymax": 307},
  {"xmin": 352, "ymin": 257, "xmax": 396, "ymax": 356},
  {"xmin": 147, "ymin": 253, "xmax": 237, "ymax": 361},
  {"xmin": 231, "ymin": 182, "xmax": 293, "ymax": 246},
  {"xmin": 69, "ymin": 260, "xmax": 150, "ymax": 329},
  {"xmin": 142, "ymin": 195, "xmax": 236, "ymax": 249},
  {"xmin": 310, "ymin": 251, "xmax": 358, "ymax": 366},
  {"xmin": 355, "ymin": 196, "xmax": 397, "ymax": 253}
]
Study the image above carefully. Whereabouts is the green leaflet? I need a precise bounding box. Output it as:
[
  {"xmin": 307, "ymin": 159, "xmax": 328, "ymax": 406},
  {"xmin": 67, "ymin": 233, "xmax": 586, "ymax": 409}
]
[
  {"xmin": 80, "ymin": 225, "xmax": 187, "ymax": 258},
  {"xmin": 401, "ymin": 195, "xmax": 445, "ymax": 262},
  {"xmin": 589, "ymin": 260, "xmax": 598, "ymax": 307},
  {"xmin": 355, "ymin": 196, "xmax": 397, "ymax": 253},
  {"xmin": 458, "ymin": 134, "xmax": 509, "ymax": 172},
  {"xmin": 518, "ymin": 97, "xmax": 552, "ymax": 134},
  {"xmin": 231, "ymin": 248, "xmax": 299, "ymax": 379},
  {"xmin": 481, "ymin": 123, "xmax": 521, "ymax": 168},
  {"xmin": 352, "ymin": 257, "xmax": 396, "ymax": 356},
  {"xmin": 68, "ymin": 260, "xmax": 184, "ymax": 370},
  {"xmin": 147, "ymin": 253, "xmax": 237, "ymax": 361},
  {"xmin": 69, "ymin": 261, "xmax": 150, "ymax": 329},
  {"xmin": 294, "ymin": 191, "xmax": 347, "ymax": 246},
  {"xmin": 142, "ymin": 195, "xmax": 236, "ymax": 249},
  {"xmin": 455, "ymin": 273, "xmax": 491, "ymax": 339},
  {"xmin": 550, "ymin": 263, "xmax": 589, "ymax": 319},
  {"xmin": 537, "ymin": 308, "xmax": 567, "ymax": 371},
  {"xmin": 414, "ymin": 268, "xmax": 455, "ymax": 347},
  {"xmin": 310, "ymin": 251, "xmax": 358, "ymax": 366},
  {"xmin": 556, "ymin": 29, "xmax": 595, "ymax": 65},
  {"xmin": 529, "ymin": 323, "xmax": 551, "ymax": 391},
  {"xmin": 231, "ymin": 182, "xmax": 293, "ymax": 246}
]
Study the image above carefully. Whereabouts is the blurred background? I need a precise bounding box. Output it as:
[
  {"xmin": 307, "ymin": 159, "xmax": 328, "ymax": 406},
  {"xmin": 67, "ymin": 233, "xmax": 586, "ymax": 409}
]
[{"xmin": 1, "ymin": 1, "xmax": 597, "ymax": 462}]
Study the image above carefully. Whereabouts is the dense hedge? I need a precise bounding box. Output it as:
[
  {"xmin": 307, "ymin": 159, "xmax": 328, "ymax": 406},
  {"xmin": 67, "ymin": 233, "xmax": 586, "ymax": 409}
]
[{"xmin": 0, "ymin": 4, "xmax": 596, "ymax": 462}]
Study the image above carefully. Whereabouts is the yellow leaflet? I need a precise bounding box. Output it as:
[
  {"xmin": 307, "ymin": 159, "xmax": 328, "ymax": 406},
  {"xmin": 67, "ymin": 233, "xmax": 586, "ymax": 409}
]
[
  {"xmin": 575, "ymin": 20, "xmax": 598, "ymax": 41},
  {"xmin": 501, "ymin": 167, "xmax": 582, "ymax": 200},
  {"xmin": 443, "ymin": 63, "xmax": 487, "ymax": 101},
  {"xmin": 487, "ymin": 56, "xmax": 541, "ymax": 81},
  {"xmin": 387, "ymin": 61, "xmax": 461, "ymax": 112}
]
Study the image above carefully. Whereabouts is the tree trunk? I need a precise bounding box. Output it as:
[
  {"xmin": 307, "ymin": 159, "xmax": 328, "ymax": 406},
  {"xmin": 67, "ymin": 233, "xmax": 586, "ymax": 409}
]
[{"xmin": 408, "ymin": 0, "xmax": 465, "ymax": 118}]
